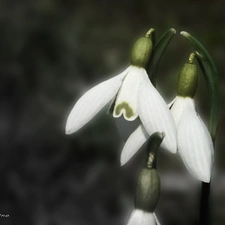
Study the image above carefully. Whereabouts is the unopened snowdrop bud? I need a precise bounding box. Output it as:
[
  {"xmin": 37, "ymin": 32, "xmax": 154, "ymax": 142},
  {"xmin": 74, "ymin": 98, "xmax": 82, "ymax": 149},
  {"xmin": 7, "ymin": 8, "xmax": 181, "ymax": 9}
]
[
  {"xmin": 135, "ymin": 132, "xmax": 162, "ymax": 212},
  {"xmin": 126, "ymin": 133, "xmax": 162, "ymax": 225},
  {"xmin": 130, "ymin": 29, "xmax": 153, "ymax": 68},
  {"xmin": 177, "ymin": 53, "xmax": 198, "ymax": 98},
  {"xmin": 135, "ymin": 168, "xmax": 160, "ymax": 212}
]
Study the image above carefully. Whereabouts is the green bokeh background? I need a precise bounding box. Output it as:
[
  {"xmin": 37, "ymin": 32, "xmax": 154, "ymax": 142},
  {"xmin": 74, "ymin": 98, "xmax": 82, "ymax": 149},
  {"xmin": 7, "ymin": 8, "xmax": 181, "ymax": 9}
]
[{"xmin": 0, "ymin": 0, "xmax": 224, "ymax": 225}]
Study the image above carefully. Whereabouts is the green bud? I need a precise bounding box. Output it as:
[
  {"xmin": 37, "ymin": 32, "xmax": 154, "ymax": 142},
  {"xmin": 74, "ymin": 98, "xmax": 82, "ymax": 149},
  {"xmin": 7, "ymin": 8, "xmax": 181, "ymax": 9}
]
[
  {"xmin": 135, "ymin": 168, "xmax": 160, "ymax": 212},
  {"xmin": 130, "ymin": 33, "xmax": 153, "ymax": 68},
  {"xmin": 177, "ymin": 63, "xmax": 198, "ymax": 97}
]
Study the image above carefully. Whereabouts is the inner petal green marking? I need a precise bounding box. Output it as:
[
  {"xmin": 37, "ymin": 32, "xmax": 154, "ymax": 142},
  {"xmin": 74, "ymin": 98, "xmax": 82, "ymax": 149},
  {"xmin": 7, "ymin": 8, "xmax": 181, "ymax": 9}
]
[{"xmin": 115, "ymin": 102, "xmax": 134, "ymax": 118}]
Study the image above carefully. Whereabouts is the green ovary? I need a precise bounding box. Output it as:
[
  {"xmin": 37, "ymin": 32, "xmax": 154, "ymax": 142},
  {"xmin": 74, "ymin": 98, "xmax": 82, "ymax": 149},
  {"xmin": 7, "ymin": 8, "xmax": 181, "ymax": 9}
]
[{"xmin": 115, "ymin": 102, "xmax": 134, "ymax": 119}]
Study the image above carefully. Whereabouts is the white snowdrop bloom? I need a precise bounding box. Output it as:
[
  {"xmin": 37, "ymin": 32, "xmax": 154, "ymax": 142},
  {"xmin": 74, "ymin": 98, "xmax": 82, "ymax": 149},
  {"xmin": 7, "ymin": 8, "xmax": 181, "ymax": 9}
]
[
  {"xmin": 65, "ymin": 65, "xmax": 176, "ymax": 153},
  {"xmin": 127, "ymin": 210, "xmax": 160, "ymax": 225},
  {"xmin": 169, "ymin": 58, "xmax": 214, "ymax": 183},
  {"xmin": 66, "ymin": 30, "xmax": 177, "ymax": 162},
  {"xmin": 170, "ymin": 96, "xmax": 214, "ymax": 183}
]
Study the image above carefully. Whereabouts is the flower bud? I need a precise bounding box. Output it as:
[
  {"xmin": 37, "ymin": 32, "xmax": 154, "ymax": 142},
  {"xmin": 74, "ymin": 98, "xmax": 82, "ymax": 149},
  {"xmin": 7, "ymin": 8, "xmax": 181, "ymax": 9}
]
[
  {"xmin": 177, "ymin": 63, "xmax": 198, "ymax": 98},
  {"xmin": 130, "ymin": 36, "xmax": 153, "ymax": 69},
  {"xmin": 135, "ymin": 168, "xmax": 160, "ymax": 212}
]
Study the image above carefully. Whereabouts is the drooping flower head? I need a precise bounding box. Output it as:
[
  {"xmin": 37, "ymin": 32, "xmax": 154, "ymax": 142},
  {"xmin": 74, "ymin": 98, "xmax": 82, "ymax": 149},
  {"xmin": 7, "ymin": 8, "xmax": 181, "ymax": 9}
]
[
  {"xmin": 65, "ymin": 29, "xmax": 177, "ymax": 161},
  {"xmin": 169, "ymin": 54, "xmax": 214, "ymax": 183}
]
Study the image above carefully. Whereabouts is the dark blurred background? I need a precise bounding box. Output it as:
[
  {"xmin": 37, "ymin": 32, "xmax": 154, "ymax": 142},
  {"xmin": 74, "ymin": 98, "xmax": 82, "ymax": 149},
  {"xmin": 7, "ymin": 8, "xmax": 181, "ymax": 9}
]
[{"xmin": 0, "ymin": 0, "xmax": 224, "ymax": 224}]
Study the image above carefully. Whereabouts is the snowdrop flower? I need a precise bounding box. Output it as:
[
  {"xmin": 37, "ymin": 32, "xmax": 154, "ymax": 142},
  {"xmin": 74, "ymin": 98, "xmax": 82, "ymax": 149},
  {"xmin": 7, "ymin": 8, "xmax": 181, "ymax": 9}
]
[
  {"xmin": 169, "ymin": 59, "xmax": 214, "ymax": 183},
  {"xmin": 65, "ymin": 29, "xmax": 177, "ymax": 157}
]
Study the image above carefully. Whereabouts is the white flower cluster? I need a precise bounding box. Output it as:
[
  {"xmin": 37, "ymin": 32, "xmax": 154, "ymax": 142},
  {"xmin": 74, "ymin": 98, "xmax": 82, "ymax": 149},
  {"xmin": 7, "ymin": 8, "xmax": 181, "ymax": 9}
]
[
  {"xmin": 65, "ymin": 30, "xmax": 215, "ymax": 225},
  {"xmin": 65, "ymin": 64, "xmax": 213, "ymax": 183}
]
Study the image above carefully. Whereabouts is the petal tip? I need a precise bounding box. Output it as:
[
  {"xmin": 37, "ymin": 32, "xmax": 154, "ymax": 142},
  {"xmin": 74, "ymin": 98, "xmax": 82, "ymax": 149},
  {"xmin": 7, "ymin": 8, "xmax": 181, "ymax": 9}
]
[
  {"xmin": 65, "ymin": 130, "xmax": 71, "ymax": 135},
  {"xmin": 120, "ymin": 155, "xmax": 128, "ymax": 166},
  {"xmin": 199, "ymin": 173, "xmax": 211, "ymax": 183},
  {"xmin": 65, "ymin": 122, "xmax": 76, "ymax": 135},
  {"xmin": 65, "ymin": 127, "xmax": 73, "ymax": 135},
  {"xmin": 161, "ymin": 137, "xmax": 177, "ymax": 154},
  {"xmin": 167, "ymin": 149, "xmax": 177, "ymax": 154},
  {"xmin": 171, "ymin": 149, "xmax": 177, "ymax": 154},
  {"xmin": 180, "ymin": 31, "xmax": 189, "ymax": 37},
  {"xmin": 171, "ymin": 145, "xmax": 178, "ymax": 154},
  {"xmin": 170, "ymin": 28, "xmax": 176, "ymax": 34}
]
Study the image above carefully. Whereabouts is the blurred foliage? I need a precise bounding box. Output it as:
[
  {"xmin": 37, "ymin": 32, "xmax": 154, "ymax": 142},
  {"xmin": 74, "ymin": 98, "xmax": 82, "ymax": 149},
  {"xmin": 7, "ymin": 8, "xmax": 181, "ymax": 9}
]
[{"xmin": 0, "ymin": 0, "xmax": 224, "ymax": 224}]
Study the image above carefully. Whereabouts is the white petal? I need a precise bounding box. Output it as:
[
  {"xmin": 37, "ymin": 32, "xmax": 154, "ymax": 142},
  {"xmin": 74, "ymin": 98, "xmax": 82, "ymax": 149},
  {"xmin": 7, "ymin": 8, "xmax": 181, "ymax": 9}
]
[
  {"xmin": 127, "ymin": 210, "xmax": 156, "ymax": 225},
  {"xmin": 113, "ymin": 66, "xmax": 144, "ymax": 121},
  {"xmin": 170, "ymin": 96, "xmax": 195, "ymax": 127},
  {"xmin": 138, "ymin": 71, "xmax": 177, "ymax": 153},
  {"xmin": 177, "ymin": 100, "xmax": 214, "ymax": 182},
  {"xmin": 116, "ymin": 117, "xmax": 141, "ymax": 142},
  {"xmin": 65, "ymin": 68, "xmax": 129, "ymax": 134},
  {"xmin": 121, "ymin": 124, "xmax": 149, "ymax": 165}
]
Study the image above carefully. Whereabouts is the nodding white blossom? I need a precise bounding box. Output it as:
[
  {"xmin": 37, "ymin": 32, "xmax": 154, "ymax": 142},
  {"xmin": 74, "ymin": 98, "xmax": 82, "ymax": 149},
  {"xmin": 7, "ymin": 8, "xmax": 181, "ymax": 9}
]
[
  {"xmin": 65, "ymin": 66, "xmax": 177, "ymax": 157},
  {"xmin": 127, "ymin": 209, "xmax": 160, "ymax": 225},
  {"xmin": 170, "ymin": 96, "xmax": 214, "ymax": 183}
]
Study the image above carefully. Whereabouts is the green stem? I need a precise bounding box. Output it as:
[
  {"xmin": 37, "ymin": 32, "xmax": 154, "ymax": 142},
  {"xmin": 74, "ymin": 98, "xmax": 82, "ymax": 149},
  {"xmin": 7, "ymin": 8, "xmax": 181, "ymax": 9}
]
[
  {"xmin": 200, "ymin": 182, "xmax": 211, "ymax": 225},
  {"xmin": 195, "ymin": 53, "xmax": 218, "ymax": 144}
]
